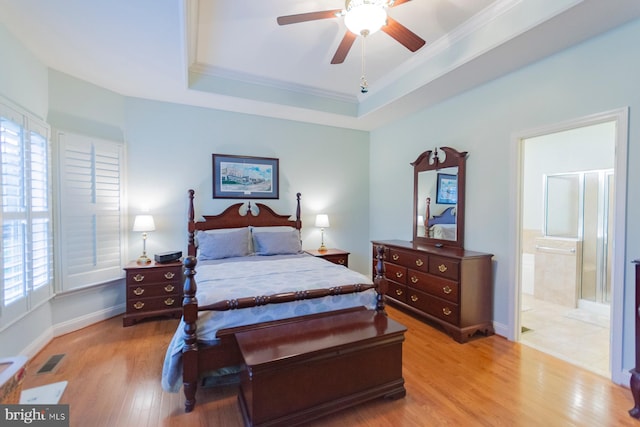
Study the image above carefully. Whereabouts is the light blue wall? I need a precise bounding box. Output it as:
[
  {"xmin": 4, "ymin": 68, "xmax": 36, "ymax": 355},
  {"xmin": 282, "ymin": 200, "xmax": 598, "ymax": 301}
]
[
  {"xmin": 0, "ymin": 20, "xmax": 370, "ymax": 357},
  {"xmin": 370, "ymin": 18, "xmax": 640, "ymax": 371},
  {"xmin": 0, "ymin": 25, "xmax": 48, "ymax": 118},
  {"xmin": 0, "ymin": 23, "xmax": 53, "ymax": 357},
  {"xmin": 123, "ymin": 98, "xmax": 371, "ymax": 273}
]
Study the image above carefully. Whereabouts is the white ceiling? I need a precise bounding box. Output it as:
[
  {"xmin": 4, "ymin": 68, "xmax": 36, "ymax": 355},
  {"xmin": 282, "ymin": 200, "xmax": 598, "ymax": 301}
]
[{"xmin": 1, "ymin": 0, "xmax": 640, "ymax": 130}]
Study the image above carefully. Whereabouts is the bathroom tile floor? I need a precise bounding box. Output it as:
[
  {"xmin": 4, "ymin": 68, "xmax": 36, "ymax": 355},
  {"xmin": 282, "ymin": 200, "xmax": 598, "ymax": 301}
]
[{"xmin": 521, "ymin": 293, "xmax": 610, "ymax": 377}]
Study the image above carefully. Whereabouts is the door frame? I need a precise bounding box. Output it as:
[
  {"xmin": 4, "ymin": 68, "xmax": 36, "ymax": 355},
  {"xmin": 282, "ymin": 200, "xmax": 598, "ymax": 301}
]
[{"xmin": 507, "ymin": 107, "xmax": 629, "ymax": 384}]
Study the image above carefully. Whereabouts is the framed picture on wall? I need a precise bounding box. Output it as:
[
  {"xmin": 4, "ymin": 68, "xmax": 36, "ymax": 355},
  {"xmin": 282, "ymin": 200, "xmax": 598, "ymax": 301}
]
[
  {"xmin": 436, "ymin": 173, "xmax": 457, "ymax": 205},
  {"xmin": 212, "ymin": 154, "xmax": 279, "ymax": 199}
]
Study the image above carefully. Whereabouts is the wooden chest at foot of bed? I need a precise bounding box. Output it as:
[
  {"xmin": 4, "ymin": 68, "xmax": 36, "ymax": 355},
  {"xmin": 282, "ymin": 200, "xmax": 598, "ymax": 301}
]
[{"xmin": 235, "ymin": 309, "xmax": 407, "ymax": 427}]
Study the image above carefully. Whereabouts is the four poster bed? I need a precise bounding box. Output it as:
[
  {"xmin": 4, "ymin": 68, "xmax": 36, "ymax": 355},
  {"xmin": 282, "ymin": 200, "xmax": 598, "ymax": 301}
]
[
  {"xmin": 161, "ymin": 190, "xmax": 387, "ymax": 412},
  {"xmin": 425, "ymin": 197, "xmax": 457, "ymax": 240}
]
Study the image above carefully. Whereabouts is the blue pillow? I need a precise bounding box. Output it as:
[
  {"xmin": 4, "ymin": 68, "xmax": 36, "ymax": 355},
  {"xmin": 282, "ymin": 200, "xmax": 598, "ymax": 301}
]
[
  {"xmin": 197, "ymin": 228, "xmax": 250, "ymax": 260},
  {"xmin": 252, "ymin": 229, "xmax": 301, "ymax": 255}
]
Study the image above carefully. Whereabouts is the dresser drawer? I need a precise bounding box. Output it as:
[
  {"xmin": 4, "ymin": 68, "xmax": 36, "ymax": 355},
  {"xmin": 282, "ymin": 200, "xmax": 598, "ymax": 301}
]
[
  {"xmin": 388, "ymin": 248, "xmax": 428, "ymax": 272},
  {"xmin": 128, "ymin": 295, "xmax": 181, "ymax": 313},
  {"xmin": 429, "ymin": 256, "xmax": 459, "ymax": 281},
  {"xmin": 386, "ymin": 280, "xmax": 407, "ymax": 303},
  {"xmin": 128, "ymin": 282, "xmax": 181, "ymax": 299},
  {"xmin": 384, "ymin": 262, "xmax": 407, "ymax": 285},
  {"xmin": 406, "ymin": 288, "xmax": 459, "ymax": 325},
  {"xmin": 406, "ymin": 270, "xmax": 459, "ymax": 303},
  {"xmin": 126, "ymin": 266, "xmax": 182, "ymax": 284}
]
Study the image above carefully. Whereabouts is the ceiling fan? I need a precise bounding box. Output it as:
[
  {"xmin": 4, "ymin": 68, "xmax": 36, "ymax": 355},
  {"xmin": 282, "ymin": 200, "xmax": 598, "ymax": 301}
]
[{"xmin": 276, "ymin": 0, "xmax": 426, "ymax": 65}]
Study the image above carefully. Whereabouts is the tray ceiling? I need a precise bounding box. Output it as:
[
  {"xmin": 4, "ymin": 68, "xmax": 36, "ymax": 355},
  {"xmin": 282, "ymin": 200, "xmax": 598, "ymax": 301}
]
[{"xmin": 1, "ymin": 0, "xmax": 639, "ymax": 130}]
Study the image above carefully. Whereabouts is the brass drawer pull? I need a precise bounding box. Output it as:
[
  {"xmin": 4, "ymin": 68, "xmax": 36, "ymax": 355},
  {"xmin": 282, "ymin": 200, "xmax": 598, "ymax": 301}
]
[
  {"xmin": 164, "ymin": 284, "xmax": 175, "ymax": 293},
  {"xmin": 410, "ymin": 295, "xmax": 418, "ymax": 302},
  {"xmin": 337, "ymin": 259, "xmax": 345, "ymax": 265},
  {"xmin": 395, "ymin": 271, "xmax": 403, "ymax": 279},
  {"xmin": 133, "ymin": 287, "xmax": 144, "ymax": 296},
  {"xmin": 392, "ymin": 254, "xmax": 399, "ymax": 261},
  {"xmin": 395, "ymin": 289, "xmax": 403, "ymax": 296},
  {"xmin": 415, "ymin": 259, "xmax": 424, "ymax": 267},
  {"xmin": 443, "ymin": 285, "xmax": 452, "ymax": 294},
  {"xmin": 164, "ymin": 272, "xmax": 175, "ymax": 280},
  {"xmin": 133, "ymin": 274, "xmax": 144, "ymax": 282},
  {"xmin": 442, "ymin": 307, "xmax": 452, "ymax": 316},
  {"xmin": 164, "ymin": 298, "xmax": 175, "ymax": 306},
  {"xmin": 410, "ymin": 276, "xmax": 418, "ymax": 284},
  {"xmin": 438, "ymin": 264, "xmax": 448, "ymax": 273},
  {"xmin": 133, "ymin": 301, "xmax": 145, "ymax": 310}
]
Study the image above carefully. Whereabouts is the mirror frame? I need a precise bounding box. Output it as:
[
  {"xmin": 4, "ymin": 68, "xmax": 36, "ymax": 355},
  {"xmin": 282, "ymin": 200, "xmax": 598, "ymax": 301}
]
[{"xmin": 412, "ymin": 146, "xmax": 467, "ymax": 249}]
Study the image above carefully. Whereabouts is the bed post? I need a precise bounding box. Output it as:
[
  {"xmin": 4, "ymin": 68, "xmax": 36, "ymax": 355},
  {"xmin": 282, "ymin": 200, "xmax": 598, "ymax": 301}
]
[
  {"xmin": 374, "ymin": 245, "xmax": 387, "ymax": 313},
  {"xmin": 295, "ymin": 192, "xmax": 302, "ymax": 229},
  {"xmin": 187, "ymin": 189, "xmax": 196, "ymax": 257},
  {"xmin": 425, "ymin": 197, "xmax": 431, "ymax": 228},
  {"xmin": 182, "ymin": 255, "xmax": 199, "ymax": 412}
]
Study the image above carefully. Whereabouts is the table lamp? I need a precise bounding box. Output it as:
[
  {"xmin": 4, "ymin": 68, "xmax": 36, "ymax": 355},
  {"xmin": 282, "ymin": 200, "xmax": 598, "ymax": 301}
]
[
  {"xmin": 133, "ymin": 214, "xmax": 155, "ymax": 265},
  {"xmin": 315, "ymin": 214, "xmax": 330, "ymax": 252}
]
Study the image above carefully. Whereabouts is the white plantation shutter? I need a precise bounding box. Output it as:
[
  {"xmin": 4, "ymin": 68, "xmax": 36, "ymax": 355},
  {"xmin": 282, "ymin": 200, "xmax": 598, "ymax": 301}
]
[
  {"xmin": 1, "ymin": 101, "xmax": 53, "ymax": 325},
  {"xmin": 57, "ymin": 131, "xmax": 125, "ymax": 290}
]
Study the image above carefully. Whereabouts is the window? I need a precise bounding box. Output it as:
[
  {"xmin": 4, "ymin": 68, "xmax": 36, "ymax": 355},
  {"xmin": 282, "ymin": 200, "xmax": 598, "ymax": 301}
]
[
  {"xmin": 56, "ymin": 131, "xmax": 125, "ymax": 291},
  {"xmin": 1, "ymin": 102, "xmax": 53, "ymax": 326}
]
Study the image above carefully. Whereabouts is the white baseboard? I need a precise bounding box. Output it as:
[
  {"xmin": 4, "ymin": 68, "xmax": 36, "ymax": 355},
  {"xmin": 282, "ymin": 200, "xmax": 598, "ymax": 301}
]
[
  {"xmin": 52, "ymin": 304, "xmax": 125, "ymax": 337},
  {"xmin": 493, "ymin": 320, "xmax": 508, "ymax": 338},
  {"xmin": 20, "ymin": 327, "xmax": 55, "ymax": 359},
  {"xmin": 19, "ymin": 304, "xmax": 125, "ymax": 359}
]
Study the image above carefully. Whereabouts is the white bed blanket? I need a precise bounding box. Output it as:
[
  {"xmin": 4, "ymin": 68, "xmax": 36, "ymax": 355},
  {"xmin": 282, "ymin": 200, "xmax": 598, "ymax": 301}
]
[{"xmin": 161, "ymin": 255, "xmax": 376, "ymax": 392}]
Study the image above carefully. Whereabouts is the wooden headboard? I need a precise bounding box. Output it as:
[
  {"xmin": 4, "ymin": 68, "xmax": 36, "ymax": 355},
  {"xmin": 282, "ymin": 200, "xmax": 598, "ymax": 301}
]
[{"xmin": 187, "ymin": 189, "xmax": 302, "ymax": 256}]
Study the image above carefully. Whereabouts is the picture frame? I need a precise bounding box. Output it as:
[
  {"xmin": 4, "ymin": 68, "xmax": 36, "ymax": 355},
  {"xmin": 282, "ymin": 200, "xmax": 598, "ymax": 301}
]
[
  {"xmin": 436, "ymin": 173, "xmax": 457, "ymax": 205},
  {"xmin": 212, "ymin": 154, "xmax": 279, "ymax": 199}
]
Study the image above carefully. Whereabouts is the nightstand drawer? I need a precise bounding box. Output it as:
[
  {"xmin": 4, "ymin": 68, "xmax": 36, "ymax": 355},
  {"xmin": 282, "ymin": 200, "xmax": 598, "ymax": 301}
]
[
  {"xmin": 128, "ymin": 282, "xmax": 181, "ymax": 298},
  {"xmin": 128, "ymin": 295, "xmax": 181, "ymax": 313},
  {"xmin": 126, "ymin": 266, "xmax": 182, "ymax": 284},
  {"xmin": 321, "ymin": 253, "xmax": 348, "ymax": 266},
  {"xmin": 304, "ymin": 249, "xmax": 350, "ymax": 268}
]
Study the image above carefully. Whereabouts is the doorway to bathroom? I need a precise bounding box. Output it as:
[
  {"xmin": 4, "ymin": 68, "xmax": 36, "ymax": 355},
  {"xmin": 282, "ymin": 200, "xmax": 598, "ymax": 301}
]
[{"xmin": 518, "ymin": 119, "xmax": 616, "ymax": 377}]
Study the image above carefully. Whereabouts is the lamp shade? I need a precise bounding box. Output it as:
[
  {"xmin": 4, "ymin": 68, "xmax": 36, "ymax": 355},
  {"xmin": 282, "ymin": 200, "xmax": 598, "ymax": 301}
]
[
  {"xmin": 315, "ymin": 214, "xmax": 330, "ymax": 228},
  {"xmin": 344, "ymin": 0, "xmax": 388, "ymax": 36},
  {"xmin": 132, "ymin": 215, "xmax": 156, "ymax": 232}
]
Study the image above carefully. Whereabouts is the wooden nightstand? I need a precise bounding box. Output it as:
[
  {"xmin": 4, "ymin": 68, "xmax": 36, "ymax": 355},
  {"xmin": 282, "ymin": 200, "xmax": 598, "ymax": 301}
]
[
  {"xmin": 305, "ymin": 249, "xmax": 350, "ymax": 268},
  {"xmin": 123, "ymin": 260, "xmax": 183, "ymax": 327}
]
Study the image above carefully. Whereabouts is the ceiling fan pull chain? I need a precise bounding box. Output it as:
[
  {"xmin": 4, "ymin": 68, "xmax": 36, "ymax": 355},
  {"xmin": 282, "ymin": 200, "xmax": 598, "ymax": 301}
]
[{"xmin": 360, "ymin": 31, "xmax": 369, "ymax": 93}]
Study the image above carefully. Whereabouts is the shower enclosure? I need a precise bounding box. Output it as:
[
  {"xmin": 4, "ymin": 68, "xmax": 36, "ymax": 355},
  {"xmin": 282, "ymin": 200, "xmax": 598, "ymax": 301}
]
[{"xmin": 541, "ymin": 170, "xmax": 613, "ymax": 307}]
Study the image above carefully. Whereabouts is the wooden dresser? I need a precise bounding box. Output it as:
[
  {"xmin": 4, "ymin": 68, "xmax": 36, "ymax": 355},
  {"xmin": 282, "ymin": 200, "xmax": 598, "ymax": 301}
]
[
  {"xmin": 123, "ymin": 260, "xmax": 183, "ymax": 327},
  {"xmin": 371, "ymin": 240, "xmax": 493, "ymax": 343}
]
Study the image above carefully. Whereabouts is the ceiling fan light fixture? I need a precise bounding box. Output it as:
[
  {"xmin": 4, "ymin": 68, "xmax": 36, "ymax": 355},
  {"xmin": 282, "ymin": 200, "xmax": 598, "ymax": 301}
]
[{"xmin": 344, "ymin": 0, "xmax": 388, "ymax": 36}]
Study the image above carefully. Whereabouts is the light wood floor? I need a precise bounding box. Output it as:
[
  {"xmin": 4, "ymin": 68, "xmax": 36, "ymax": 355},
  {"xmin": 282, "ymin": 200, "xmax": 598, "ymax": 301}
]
[{"xmin": 21, "ymin": 306, "xmax": 636, "ymax": 427}]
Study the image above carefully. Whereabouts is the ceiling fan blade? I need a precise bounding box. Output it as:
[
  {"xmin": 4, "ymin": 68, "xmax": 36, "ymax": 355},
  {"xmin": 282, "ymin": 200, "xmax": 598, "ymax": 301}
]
[
  {"xmin": 331, "ymin": 32, "xmax": 357, "ymax": 64},
  {"xmin": 382, "ymin": 16, "xmax": 426, "ymax": 52},
  {"xmin": 390, "ymin": 0, "xmax": 412, "ymax": 7},
  {"xmin": 277, "ymin": 9, "xmax": 342, "ymax": 26}
]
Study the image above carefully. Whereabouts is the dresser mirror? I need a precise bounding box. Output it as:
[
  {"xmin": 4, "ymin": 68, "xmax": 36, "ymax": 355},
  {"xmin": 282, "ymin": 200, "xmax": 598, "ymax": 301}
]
[{"xmin": 412, "ymin": 147, "xmax": 467, "ymax": 248}]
